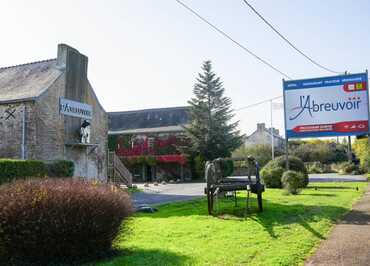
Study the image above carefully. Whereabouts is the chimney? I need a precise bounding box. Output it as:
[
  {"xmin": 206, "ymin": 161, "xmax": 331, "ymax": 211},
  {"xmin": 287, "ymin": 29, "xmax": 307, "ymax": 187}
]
[
  {"xmin": 257, "ymin": 123, "xmax": 266, "ymax": 132},
  {"xmin": 57, "ymin": 43, "xmax": 88, "ymax": 75},
  {"xmin": 56, "ymin": 44, "xmax": 89, "ymax": 101}
]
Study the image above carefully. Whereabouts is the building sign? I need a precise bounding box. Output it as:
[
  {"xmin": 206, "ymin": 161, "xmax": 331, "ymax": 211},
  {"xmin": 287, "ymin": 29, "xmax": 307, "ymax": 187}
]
[
  {"xmin": 59, "ymin": 97, "xmax": 92, "ymax": 120},
  {"xmin": 283, "ymin": 72, "xmax": 369, "ymax": 138}
]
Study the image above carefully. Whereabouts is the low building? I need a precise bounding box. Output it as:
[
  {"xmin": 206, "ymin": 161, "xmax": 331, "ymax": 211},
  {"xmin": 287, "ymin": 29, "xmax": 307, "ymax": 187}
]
[
  {"xmin": 108, "ymin": 107, "xmax": 191, "ymax": 181},
  {"xmin": 0, "ymin": 44, "xmax": 108, "ymax": 180},
  {"xmin": 245, "ymin": 123, "xmax": 285, "ymax": 150}
]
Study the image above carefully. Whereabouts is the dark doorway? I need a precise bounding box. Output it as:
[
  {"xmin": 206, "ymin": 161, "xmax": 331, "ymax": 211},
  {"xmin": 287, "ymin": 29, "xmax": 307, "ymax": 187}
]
[{"xmin": 146, "ymin": 165, "xmax": 152, "ymax": 182}]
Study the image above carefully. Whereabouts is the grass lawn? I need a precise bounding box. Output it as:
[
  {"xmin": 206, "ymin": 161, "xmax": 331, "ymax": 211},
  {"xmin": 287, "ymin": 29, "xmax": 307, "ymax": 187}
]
[{"xmin": 97, "ymin": 182, "xmax": 367, "ymax": 266}]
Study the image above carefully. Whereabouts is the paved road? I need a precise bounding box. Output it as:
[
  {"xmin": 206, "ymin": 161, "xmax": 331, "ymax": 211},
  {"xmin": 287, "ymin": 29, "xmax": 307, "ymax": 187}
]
[
  {"xmin": 308, "ymin": 173, "xmax": 367, "ymax": 182},
  {"xmin": 132, "ymin": 183, "xmax": 204, "ymax": 207},
  {"xmin": 306, "ymin": 184, "xmax": 370, "ymax": 266},
  {"xmin": 132, "ymin": 174, "xmax": 368, "ymax": 207}
]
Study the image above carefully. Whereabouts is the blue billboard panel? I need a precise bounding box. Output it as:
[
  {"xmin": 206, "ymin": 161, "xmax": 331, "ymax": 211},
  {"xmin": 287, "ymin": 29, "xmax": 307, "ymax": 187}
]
[{"xmin": 283, "ymin": 72, "xmax": 369, "ymax": 138}]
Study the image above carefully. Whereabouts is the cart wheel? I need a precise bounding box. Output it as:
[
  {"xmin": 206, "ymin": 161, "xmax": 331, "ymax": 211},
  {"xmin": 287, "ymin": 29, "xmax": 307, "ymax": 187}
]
[
  {"xmin": 257, "ymin": 192, "xmax": 263, "ymax": 212},
  {"xmin": 207, "ymin": 188, "xmax": 214, "ymax": 215}
]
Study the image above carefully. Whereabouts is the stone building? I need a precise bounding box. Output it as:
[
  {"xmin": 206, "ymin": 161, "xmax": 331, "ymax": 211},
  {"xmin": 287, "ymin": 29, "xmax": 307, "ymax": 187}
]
[
  {"xmin": 245, "ymin": 123, "xmax": 285, "ymax": 150},
  {"xmin": 108, "ymin": 107, "xmax": 191, "ymax": 181},
  {"xmin": 0, "ymin": 44, "xmax": 108, "ymax": 180}
]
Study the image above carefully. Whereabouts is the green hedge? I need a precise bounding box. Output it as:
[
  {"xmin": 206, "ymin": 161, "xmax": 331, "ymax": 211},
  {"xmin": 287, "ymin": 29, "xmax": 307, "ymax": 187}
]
[
  {"xmin": 0, "ymin": 159, "xmax": 74, "ymax": 185},
  {"xmin": 0, "ymin": 160, "xmax": 46, "ymax": 184},
  {"xmin": 45, "ymin": 160, "xmax": 75, "ymax": 177}
]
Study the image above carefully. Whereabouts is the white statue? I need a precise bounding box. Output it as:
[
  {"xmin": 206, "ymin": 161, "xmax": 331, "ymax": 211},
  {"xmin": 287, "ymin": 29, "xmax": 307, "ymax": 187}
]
[{"xmin": 80, "ymin": 120, "xmax": 91, "ymax": 144}]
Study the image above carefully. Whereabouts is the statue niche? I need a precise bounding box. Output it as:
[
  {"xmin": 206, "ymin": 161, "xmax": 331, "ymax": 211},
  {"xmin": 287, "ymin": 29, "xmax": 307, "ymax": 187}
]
[{"xmin": 80, "ymin": 120, "xmax": 91, "ymax": 144}]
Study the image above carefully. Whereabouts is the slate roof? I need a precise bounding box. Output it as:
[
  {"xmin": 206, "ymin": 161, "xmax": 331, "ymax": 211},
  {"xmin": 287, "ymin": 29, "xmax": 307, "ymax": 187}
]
[
  {"xmin": 0, "ymin": 59, "xmax": 63, "ymax": 103},
  {"xmin": 108, "ymin": 107, "xmax": 189, "ymax": 134}
]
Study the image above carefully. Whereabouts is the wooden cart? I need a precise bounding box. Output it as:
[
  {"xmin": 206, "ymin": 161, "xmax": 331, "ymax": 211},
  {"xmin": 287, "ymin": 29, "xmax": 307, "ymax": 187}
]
[{"xmin": 204, "ymin": 157, "xmax": 265, "ymax": 215}]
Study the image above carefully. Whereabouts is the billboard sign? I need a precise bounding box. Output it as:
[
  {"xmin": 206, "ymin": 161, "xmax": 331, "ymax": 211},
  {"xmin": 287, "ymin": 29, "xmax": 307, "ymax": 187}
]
[
  {"xmin": 59, "ymin": 97, "xmax": 93, "ymax": 120},
  {"xmin": 283, "ymin": 72, "xmax": 369, "ymax": 138}
]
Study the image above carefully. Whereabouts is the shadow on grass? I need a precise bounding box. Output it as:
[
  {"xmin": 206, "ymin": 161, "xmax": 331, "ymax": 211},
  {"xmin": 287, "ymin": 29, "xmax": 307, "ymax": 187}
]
[
  {"xmin": 95, "ymin": 248, "xmax": 193, "ymax": 266},
  {"xmin": 4, "ymin": 248, "xmax": 192, "ymax": 266},
  {"xmin": 140, "ymin": 195, "xmax": 353, "ymax": 241},
  {"xmin": 307, "ymin": 185, "xmax": 357, "ymax": 190},
  {"xmin": 4, "ymin": 249, "xmax": 122, "ymax": 266},
  {"xmin": 339, "ymin": 209, "xmax": 370, "ymax": 225},
  {"xmin": 303, "ymin": 193, "xmax": 337, "ymax": 197}
]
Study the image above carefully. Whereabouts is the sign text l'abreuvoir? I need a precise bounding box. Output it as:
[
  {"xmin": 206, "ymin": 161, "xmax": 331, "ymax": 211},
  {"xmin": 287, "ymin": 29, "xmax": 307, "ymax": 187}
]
[
  {"xmin": 283, "ymin": 72, "xmax": 369, "ymax": 138},
  {"xmin": 59, "ymin": 97, "xmax": 93, "ymax": 120}
]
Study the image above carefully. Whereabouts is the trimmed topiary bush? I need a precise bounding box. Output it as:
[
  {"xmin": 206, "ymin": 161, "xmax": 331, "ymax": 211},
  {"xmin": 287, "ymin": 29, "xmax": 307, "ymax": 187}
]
[
  {"xmin": 45, "ymin": 160, "xmax": 74, "ymax": 177},
  {"xmin": 282, "ymin": 170, "xmax": 305, "ymax": 195},
  {"xmin": 260, "ymin": 165, "xmax": 285, "ymax": 188},
  {"xmin": 0, "ymin": 178, "xmax": 133, "ymax": 264},
  {"xmin": 0, "ymin": 159, "xmax": 47, "ymax": 185},
  {"xmin": 261, "ymin": 155, "xmax": 308, "ymax": 188}
]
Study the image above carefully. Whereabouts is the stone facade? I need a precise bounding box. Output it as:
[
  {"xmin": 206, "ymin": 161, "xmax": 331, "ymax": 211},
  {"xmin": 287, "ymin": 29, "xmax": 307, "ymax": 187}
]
[
  {"xmin": 0, "ymin": 44, "xmax": 108, "ymax": 180},
  {"xmin": 245, "ymin": 123, "xmax": 285, "ymax": 150}
]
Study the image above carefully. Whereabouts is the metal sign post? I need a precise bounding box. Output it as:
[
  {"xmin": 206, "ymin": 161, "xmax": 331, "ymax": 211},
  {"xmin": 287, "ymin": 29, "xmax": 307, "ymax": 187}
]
[{"xmin": 283, "ymin": 79, "xmax": 289, "ymax": 170}]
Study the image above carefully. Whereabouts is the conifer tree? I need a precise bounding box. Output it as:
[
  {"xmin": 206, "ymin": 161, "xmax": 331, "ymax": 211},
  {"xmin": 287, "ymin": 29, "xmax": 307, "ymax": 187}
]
[{"xmin": 185, "ymin": 60, "xmax": 244, "ymax": 161}]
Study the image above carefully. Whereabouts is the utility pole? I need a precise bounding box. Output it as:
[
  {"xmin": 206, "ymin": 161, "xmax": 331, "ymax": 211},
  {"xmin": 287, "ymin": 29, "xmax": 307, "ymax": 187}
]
[
  {"xmin": 21, "ymin": 104, "xmax": 26, "ymax": 160},
  {"xmin": 347, "ymin": 136, "xmax": 352, "ymax": 162},
  {"xmin": 270, "ymin": 100, "xmax": 275, "ymax": 160}
]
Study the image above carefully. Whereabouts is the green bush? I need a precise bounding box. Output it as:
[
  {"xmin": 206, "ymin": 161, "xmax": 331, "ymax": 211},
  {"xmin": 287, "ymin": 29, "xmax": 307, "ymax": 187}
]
[
  {"xmin": 282, "ymin": 170, "xmax": 305, "ymax": 195},
  {"xmin": 45, "ymin": 160, "xmax": 74, "ymax": 177},
  {"xmin": 0, "ymin": 178, "xmax": 133, "ymax": 264},
  {"xmin": 305, "ymin": 162, "xmax": 334, "ymax": 174},
  {"xmin": 353, "ymin": 138, "xmax": 370, "ymax": 173},
  {"xmin": 220, "ymin": 160, "xmax": 234, "ymax": 177},
  {"xmin": 233, "ymin": 144, "xmax": 283, "ymax": 167},
  {"xmin": 290, "ymin": 140, "xmax": 347, "ymax": 164},
  {"xmin": 338, "ymin": 161, "xmax": 361, "ymax": 175},
  {"xmin": 261, "ymin": 156, "xmax": 308, "ymax": 188},
  {"xmin": 306, "ymin": 162, "xmax": 323, "ymax": 174},
  {"xmin": 0, "ymin": 159, "xmax": 47, "ymax": 184},
  {"xmin": 261, "ymin": 165, "xmax": 285, "ymax": 188},
  {"xmin": 193, "ymin": 154, "xmax": 206, "ymax": 179},
  {"xmin": 0, "ymin": 160, "xmax": 75, "ymax": 184}
]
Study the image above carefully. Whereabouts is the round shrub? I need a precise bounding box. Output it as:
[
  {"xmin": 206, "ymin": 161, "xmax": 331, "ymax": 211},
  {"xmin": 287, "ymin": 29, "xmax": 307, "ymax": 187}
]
[
  {"xmin": 282, "ymin": 170, "xmax": 305, "ymax": 195},
  {"xmin": 260, "ymin": 165, "xmax": 285, "ymax": 188},
  {"xmin": 0, "ymin": 178, "xmax": 133, "ymax": 264},
  {"xmin": 261, "ymin": 155, "xmax": 309, "ymax": 188}
]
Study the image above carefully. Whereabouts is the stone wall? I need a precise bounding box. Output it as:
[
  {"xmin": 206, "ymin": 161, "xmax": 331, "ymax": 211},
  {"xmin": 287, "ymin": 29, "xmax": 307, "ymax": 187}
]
[
  {"xmin": 0, "ymin": 102, "xmax": 25, "ymax": 158},
  {"xmin": 33, "ymin": 73, "xmax": 65, "ymax": 161}
]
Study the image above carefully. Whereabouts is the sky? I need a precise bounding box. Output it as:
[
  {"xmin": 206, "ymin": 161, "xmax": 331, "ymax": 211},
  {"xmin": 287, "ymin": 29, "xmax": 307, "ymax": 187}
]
[{"xmin": 0, "ymin": 0, "xmax": 369, "ymax": 136}]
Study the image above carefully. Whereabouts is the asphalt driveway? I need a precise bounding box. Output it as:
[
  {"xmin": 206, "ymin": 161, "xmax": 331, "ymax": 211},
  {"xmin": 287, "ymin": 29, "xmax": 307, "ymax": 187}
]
[{"xmin": 132, "ymin": 183, "xmax": 205, "ymax": 207}]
